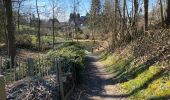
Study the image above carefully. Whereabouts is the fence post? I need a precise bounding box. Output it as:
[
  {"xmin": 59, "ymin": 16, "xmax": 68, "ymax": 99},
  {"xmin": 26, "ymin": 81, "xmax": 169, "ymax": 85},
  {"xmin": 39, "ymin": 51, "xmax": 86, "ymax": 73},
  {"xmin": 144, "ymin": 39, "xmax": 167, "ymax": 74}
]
[
  {"xmin": 0, "ymin": 57, "xmax": 2, "ymax": 74},
  {"xmin": 27, "ymin": 58, "xmax": 34, "ymax": 76},
  {"xmin": 73, "ymin": 62, "xmax": 77, "ymax": 84},
  {"xmin": 14, "ymin": 57, "xmax": 16, "ymax": 81},
  {"xmin": 92, "ymin": 47, "xmax": 95, "ymax": 53},
  {"xmin": 58, "ymin": 60, "xmax": 64, "ymax": 100},
  {"xmin": 0, "ymin": 75, "xmax": 6, "ymax": 100}
]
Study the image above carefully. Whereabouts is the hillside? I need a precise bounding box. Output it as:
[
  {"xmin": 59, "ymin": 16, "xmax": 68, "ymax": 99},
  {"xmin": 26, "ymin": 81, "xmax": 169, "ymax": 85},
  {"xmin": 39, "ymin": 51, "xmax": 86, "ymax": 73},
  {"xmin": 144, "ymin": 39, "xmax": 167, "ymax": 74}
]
[{"xmin": 100, "ymin": 30, "xmax": 170, "ymax": 99}]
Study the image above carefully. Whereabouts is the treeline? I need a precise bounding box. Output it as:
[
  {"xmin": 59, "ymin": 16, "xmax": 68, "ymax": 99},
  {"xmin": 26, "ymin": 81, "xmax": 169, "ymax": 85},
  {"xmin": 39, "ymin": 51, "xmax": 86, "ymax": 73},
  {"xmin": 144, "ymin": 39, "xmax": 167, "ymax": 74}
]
[
  {"xmin": 88, "ymin": 0, "xmax": 170, "ymax": 50},
  {"xmin": 0, "ymin": 0, "xmax": 63, "ymax": 65}
]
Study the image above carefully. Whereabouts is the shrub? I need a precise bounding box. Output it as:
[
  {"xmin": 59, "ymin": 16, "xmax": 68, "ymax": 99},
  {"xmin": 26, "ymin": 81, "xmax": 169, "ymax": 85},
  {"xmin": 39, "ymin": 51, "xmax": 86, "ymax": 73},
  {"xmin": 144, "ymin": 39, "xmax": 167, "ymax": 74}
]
[
  {"xmin": 16, "ymin": 34, "xmax": 33, "ymax": 49},
  {"xmin": 47, "ymin": 42, "xmax": 85, "ymax": 83}
]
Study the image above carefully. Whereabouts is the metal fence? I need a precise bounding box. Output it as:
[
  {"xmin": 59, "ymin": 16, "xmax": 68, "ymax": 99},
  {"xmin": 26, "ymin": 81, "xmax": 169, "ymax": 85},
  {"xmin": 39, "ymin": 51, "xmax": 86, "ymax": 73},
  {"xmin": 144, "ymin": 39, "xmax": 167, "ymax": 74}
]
[{"xmin": 0, "ymin": 56, "xmax": 76, "ymax": 100}]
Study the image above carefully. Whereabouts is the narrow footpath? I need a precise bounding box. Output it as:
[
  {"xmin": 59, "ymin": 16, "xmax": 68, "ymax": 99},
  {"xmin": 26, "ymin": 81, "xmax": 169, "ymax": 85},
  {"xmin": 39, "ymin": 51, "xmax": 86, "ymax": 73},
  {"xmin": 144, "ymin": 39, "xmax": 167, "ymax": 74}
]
[{"xmin": 70, "ymin": 56, "xmax": 127, "ymax": 100}]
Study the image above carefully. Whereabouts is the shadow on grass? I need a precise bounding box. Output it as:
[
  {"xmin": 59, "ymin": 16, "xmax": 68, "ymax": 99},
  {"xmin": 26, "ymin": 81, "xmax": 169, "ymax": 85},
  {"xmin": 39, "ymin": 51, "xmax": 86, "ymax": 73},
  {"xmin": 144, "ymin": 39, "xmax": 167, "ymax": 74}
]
[
  {"xmin": 97, "ymin": 69, "xmax": 165, "ymax": 99},
  {"xmin": 99, "ymin": 52, "xmax": 112, "ymax": 61},
  {"xmin": 149, "ymin": 95, "xmax": 170, "ymax": 100},
  {"xmin": 127, "ymin": 70, "xmax": 164, "ymax": 96},
  {"xmin": 109, "ymin": 58, "xmax": 134, "ymax": 77},
  {"xmin": 75, "ymin": 54, "xmax": 169, "ymax": 100},
  {"xmin": 112, "ymin": 51, "xmax": 170, "ymax": 85}
]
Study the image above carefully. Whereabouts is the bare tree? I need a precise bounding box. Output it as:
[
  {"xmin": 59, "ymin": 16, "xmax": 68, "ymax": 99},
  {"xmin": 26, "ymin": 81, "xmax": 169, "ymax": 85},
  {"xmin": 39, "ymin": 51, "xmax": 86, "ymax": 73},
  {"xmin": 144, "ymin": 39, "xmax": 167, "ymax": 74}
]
[
  {"xmin": 133, "ymin": 0, "xmax": 139, "ymax": 32},
  {"xmin": 160, "ymin": 0, "xmax": 164, "ymax": 25},
  {"xmin": 0, "ymin": 0, "xmax": 7, "ymax": 44},
  {"xmin": 112, "ymin": 0, "xmax": 118, "ymax": 48},
  {"xmin": 49, "ymin": 0, "xmax": 59, "ymax": 49},
  {"xmin": 144, "ymin": 0, "xmax": 149, "ymax": 31},
  {"xmin": 16, "ymin": 0, "xmax": 25, "ymax": 34},
  {"xmin": 122, "ymin": 0, "xmax": 126, "ymax": 33},
  {"xmin": 36, "ymin": 0, "xmax": 41, "ymax": 51},
  {"xmin": 52, "ymin": 1, "xmax": 55, "ymax": 49},
  {"xmin": 114, "ymin": 0, "xmax": 118, "ymax": 32},
  {"xmin": 166, "ymin": 0, "xmax": 170, "ymax": 26},
  {"xmin": 89, "ymin": 0, "xmax": 101, "ymax": 44},
  {"xmin": 3, "ymin": 0, "xmax": 16, "ymax": 65}
]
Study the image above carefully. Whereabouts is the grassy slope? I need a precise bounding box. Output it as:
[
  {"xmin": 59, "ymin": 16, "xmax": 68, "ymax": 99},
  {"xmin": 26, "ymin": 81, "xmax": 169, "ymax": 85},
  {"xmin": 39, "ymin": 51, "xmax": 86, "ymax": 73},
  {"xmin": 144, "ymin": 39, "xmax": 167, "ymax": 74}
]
[
  {"xmin": 30, "ymin": 35, "xmax": 65, "ymax": 44},
  {"xmin": 100, "ymin": 44, "xmax": 170, "ymax": 99}
]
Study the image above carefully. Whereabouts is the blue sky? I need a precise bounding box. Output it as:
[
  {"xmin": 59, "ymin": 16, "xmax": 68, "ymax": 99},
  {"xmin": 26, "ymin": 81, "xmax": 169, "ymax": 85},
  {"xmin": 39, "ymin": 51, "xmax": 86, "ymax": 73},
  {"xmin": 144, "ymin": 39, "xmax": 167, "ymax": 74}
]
[
  {"xmin": 21, "ymin": 0, "xmax": 156, "ymax": 22},
  {"xmin": 21, "ymin": 0, "xmax": 91, "ymax": 22}
]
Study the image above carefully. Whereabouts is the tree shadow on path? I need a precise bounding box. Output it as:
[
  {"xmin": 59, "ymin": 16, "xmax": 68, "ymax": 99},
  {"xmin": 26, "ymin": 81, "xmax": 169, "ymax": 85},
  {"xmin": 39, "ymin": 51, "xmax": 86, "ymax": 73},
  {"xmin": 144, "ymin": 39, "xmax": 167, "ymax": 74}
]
[{"xmin": 78, "ymin": 56, "xmax": 128, "ymax": 100}]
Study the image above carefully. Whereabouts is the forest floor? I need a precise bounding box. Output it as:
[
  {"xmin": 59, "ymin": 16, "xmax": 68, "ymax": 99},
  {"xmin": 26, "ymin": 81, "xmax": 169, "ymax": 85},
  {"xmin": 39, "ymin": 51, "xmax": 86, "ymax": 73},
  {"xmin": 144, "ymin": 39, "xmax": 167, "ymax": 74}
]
[{"xmin": 70, "ymin": 55, "xmax": 127, "ymax": 100}]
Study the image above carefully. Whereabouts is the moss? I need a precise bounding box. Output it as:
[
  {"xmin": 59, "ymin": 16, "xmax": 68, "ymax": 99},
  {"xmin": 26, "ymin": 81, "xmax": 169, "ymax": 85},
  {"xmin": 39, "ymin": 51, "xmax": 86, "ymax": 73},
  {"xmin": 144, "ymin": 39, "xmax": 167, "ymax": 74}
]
[
  {"xmin": 101, "ymin": 54, "xmax": 118, "ymax": 67},
  {"xmin": 121, "ymin": 65, "xmax": 161, "ymax": 92},
  {"xmin": 100, "ymin": 47, "xmax": 170, "ymax": 99},
  {"xmin": 132, "ymin": 73, "xmax": 170, "ymax": 99}
]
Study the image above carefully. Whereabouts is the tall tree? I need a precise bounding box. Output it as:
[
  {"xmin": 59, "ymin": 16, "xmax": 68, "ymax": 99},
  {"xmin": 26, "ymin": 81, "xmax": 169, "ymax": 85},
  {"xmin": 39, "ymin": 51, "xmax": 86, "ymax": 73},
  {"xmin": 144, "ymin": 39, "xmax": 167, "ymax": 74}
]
[
  {"xmin": 36, "ymin": 0, "xmax": 41, "ymax": 51},
  {"xmin": 3, "ymin": 0, "xmax": 16, "ymax": 65},
  {"xmin": 144, "ymin": 0, "xmax": 149, "ymax": 31},
  {"xmin": 103, "ymin": 0, "xmax": 113, "ymax": 34},
  {"xmin": 17, "ymin": 0, "xmax": 23, "ymax": 34},
  {"xmin": 112, "ymin": 0, "xmax": 118, "ymax": 48},
  {"xmin": 166, "ymin": 0, "xmax": 170, "ymax": 26},
  {"xmin": 122, "ymin": 0, "xmax": 126, "ymax": 32},
  {"xmin": 160, "ymin": 0, "xmax": 164, "ymax": 25},
  {"xmin": 133, "ymin": 0, "xmax": 138, "ymax": 29},
  {"xmin": 114, "ymin": 0, "xmax": 118, "ymax": 32},
  {"xmin": 52, "ymin": 1, "xmax": 55, "ymax": 49},
  {"xmin": 89, "ymin": 0, "xmax": 101, "ymax": 44},
  {"xmin": 49, "ymin": 0, "xmax": 58, "ymax": 50},
  {"xmin": 0, "ymin": 0, "xmax": 6, "ymax": 42}
]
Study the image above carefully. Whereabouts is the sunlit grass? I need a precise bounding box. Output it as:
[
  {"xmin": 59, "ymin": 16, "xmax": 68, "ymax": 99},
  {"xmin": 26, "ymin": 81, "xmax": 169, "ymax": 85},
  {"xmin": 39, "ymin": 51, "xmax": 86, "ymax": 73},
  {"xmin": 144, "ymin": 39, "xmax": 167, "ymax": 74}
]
[
  {"xmin": 132, "ymin": 71, "xmax": 170, "ymax": 99},
  {"xmin": 30, "ymin": 35, "xmax": 65, "ymax": 45},
  {"xmin": 16, "ymin": 25, "xmax": 35, "ymax": 31},
  {"xmin": 100, "ymin": 48, "xmax": 170, "ymax": 99}
]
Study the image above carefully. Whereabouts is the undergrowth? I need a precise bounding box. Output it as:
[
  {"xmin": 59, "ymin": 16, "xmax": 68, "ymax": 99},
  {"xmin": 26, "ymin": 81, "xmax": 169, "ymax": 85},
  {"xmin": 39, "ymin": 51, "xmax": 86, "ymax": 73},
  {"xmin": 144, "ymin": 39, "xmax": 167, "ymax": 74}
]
[
  {"xmin": 47, "ymin": 42, "xmax": 86, "ymax": 83},
  {"xmin": 100, "ymin": 43, "xmax": 170, "ymax": 99}
]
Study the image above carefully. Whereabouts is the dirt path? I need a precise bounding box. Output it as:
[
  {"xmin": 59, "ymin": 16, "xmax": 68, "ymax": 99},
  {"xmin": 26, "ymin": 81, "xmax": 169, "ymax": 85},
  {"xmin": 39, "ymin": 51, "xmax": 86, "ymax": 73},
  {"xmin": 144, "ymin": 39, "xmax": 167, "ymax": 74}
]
[{"xmin": 70, "ymin": 56, "xmax": 127, "ymax": 100}]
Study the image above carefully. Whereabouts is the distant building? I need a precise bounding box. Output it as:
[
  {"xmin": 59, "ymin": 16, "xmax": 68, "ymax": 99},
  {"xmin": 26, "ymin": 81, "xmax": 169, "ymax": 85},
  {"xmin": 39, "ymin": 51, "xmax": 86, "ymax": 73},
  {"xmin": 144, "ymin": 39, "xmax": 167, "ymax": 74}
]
[{"xmin": 69, "ymin": 13, "xmax": 88, "ymax": 27}]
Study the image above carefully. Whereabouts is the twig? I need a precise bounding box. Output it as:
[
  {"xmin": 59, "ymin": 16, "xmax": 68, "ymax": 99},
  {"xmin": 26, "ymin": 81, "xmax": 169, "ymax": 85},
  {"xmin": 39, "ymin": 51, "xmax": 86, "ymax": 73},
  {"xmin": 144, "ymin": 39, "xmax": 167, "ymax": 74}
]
[{"xmin": 77, "ymin": 90, "xmax": 85, "ymax": 100}]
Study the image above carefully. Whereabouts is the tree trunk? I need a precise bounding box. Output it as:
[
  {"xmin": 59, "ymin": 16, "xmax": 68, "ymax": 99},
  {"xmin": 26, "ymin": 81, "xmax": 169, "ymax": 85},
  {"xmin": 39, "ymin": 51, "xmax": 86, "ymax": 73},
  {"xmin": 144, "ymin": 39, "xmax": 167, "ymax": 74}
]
[
  {"xmin": 144, "ymin": 0, "xmax": 149, "ymax": 32},
  {"xmin": 36, "ymin": 0, "xmax": 41, "ymax": 51},
  {"xmin": 52, "ymin": 6, "xmax": 55, "ymax": 50},
  {"xmin": 166, "ymin": 0, "xmax": 170, "ymax": 26},
  {"xmin": 17, "ymin": 0, "xmax": 22, "ymax": 34},
  {"xmin": 133, "ymin": 0, "xmax": 138, "ymax": 27},
  {"xmin": 112, "ymin": 0, "xmax": 118, "ymax": 49},
  {"xmin": 1, "ymin": 0, "xmax": 8, "ymax": 45},
  {"xmin": 122, "ymin": 0, "xmax": 126, "ymax": 30},
  {"xmin": 160, "ymin": 0, "xmax": 164, "ymax": 26},
  {"xmin": 3, "ymin": 0, "xmax": 16, "ymax": 66},
  {"xmin": 114, "ymin": 0, "xmax": 118, "ymax": 32},
  {"xmin": 133, "ymin": 0, "xmax": 138, "ymax": 37}
]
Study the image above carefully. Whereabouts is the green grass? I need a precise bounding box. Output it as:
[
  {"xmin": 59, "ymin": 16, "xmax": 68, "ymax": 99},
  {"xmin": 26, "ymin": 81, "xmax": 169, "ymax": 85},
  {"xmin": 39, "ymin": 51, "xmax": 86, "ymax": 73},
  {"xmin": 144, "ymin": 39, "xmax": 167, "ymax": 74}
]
[
  {"xmin": 101, "ymin": 54, "xmax": 118, "ymax": 68},
  {"xmin": 78, "ymin": 40, "xmax": 96, "ymax": 51},
  {"xmin": 29, "ymin": 35, "xmax": 65, "ymax": 45},
  {"xmin": 16, "ymin": 25, "xmax": 35, "ymax": 31},
  {"xmin": 133, "ymin": 76, "xmax": 170, "ymax": 99},
  {"xmin": 47, "ymin": 42, "xmax": 86, "ymax": 82},
  {"xmin": 121, "ymin": 65, "xmax": 162, "ymax": 98},
  {"xmin": 100, "ymin": 49, "xmax": 170, "ymax": 100}
]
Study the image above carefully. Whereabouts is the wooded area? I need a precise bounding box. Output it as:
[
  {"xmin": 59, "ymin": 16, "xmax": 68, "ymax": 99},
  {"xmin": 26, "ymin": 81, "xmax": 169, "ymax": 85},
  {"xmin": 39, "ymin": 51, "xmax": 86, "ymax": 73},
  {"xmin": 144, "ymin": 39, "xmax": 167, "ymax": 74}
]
[{"xmin": 0, "ymin": 0, "xmax": 170, "ymax": 100}]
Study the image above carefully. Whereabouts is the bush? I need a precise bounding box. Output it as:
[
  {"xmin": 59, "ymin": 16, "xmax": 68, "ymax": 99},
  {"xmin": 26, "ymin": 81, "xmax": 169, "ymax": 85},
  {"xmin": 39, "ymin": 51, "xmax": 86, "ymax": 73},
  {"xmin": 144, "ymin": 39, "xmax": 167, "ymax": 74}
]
[
  {"xmin": 16, "ymin": 34, "xmax": 33, "ymax": 49},
  {"xmin": 47, "ymin": 42, "xmax": 85, "ymax": 83}
]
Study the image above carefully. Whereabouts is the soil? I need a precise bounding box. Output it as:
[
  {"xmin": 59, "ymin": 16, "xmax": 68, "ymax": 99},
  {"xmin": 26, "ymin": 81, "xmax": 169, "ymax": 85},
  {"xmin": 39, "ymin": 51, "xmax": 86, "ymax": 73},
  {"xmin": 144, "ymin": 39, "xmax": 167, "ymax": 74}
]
[{"xmin": 70, "ymin": 55, "xmax": 127, "ymax": 100}]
